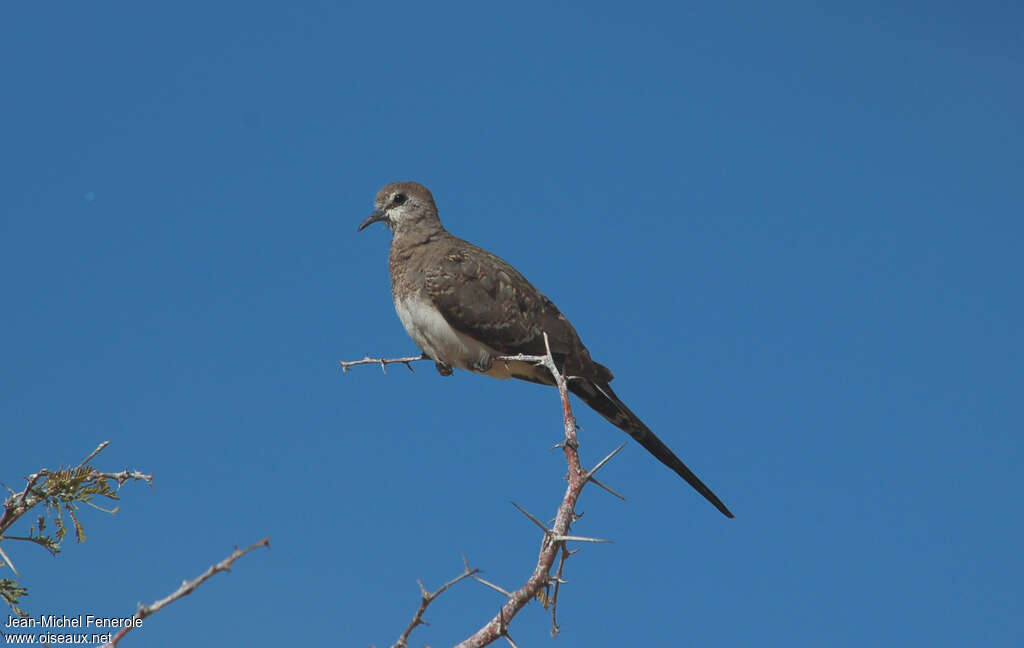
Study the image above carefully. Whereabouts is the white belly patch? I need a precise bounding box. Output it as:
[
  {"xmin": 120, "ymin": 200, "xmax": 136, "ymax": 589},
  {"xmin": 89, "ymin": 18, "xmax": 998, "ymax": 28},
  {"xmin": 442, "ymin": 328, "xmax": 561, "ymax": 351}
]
[
  {"xmin": 395, "ymin": 294, "xmax": 496, "ymax": 372},
  {"xmin": 394, "ymin": 294, "xmax": 547, "ymax": 381}
]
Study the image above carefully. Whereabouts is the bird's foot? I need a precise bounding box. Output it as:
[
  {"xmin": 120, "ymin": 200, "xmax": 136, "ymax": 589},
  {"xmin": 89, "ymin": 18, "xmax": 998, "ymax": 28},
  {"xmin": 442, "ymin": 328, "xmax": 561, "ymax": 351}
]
[
  {"xmin": 435, "ymin": 361, "xmax": 454, "ymax": 377},
  {"xmin": 469, "ymin": 354, "xmax": 494, "ymax": 373}
]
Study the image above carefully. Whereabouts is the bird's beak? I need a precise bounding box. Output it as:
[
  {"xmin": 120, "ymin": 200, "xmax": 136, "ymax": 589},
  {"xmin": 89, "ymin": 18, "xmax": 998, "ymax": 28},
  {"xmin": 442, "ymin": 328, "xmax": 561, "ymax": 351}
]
[{"xmin": 358, "ymin": 209, "xmax": 387, "ymax": 232}]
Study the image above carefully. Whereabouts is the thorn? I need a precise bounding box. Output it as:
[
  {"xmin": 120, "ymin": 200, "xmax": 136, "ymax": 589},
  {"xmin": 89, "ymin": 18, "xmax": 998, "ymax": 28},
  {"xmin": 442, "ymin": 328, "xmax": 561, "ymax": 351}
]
[
  {"xmin": 0, "ymin": 544, "xmax": 19, "ymax": 577},
  {"xmin": 589, "ymin": 476, "xmax": 626, "ymax": 501},
  {"xmin": 474, "ymin": 576, "xmax": 513, "ymax": 598},
  {"xmin": 584, "ymin": 443, "xmax": 627, "ymax": 481},
  {"xmin": 510, "ymin": 501, "xmax": 550, "ymax": 533},
  {"xmin": 551, "ymin": 535, "xmax": 612, "ymax": 544}
]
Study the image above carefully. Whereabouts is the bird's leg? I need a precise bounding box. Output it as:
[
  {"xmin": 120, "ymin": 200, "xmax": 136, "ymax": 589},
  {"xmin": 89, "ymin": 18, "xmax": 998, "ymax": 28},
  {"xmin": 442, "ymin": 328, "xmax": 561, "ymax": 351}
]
[{"xmin": 435, "ymin": 361, "xmax": 454, "ymax": 376}]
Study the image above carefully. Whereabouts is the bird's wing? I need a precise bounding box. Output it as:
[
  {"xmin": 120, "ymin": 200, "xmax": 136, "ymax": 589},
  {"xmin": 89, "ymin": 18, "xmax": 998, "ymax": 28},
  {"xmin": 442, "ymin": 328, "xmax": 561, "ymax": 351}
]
[{"xmin": 423, "ymin": 239, "xmax": 612, "ymax": 382}]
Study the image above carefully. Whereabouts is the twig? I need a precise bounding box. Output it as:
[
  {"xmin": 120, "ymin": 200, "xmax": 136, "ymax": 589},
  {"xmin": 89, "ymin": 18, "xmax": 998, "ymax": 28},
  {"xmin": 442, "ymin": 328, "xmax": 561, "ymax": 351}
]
[
  {"xmin": 97, "ymin": 470, "xmax": 154, "ymax": 488},
  {"xmin": 13, "ymin": 473, "xmax": 43, "ymax": 514},
  {"xmin": 391, "ymin": 556, "xmax": 480, "ymax": 648},
  {"xmin": 77, "ymin": 441, "xmax": 110, "ymax": 468},
  {"xmin": 338, "ymin": 354, "xmax": 426, "ymax": 373},
  {"xmin": 98, "ymin": 538, "xmax": 270, "ymax": 648}
]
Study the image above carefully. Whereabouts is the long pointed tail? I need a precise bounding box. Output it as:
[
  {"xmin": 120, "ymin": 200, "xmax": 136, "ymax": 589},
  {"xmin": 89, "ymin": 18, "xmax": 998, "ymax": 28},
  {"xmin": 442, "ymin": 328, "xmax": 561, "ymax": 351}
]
[{"xmin": 568, "ymin": 379, "xmax": 734, "ymax": 518}]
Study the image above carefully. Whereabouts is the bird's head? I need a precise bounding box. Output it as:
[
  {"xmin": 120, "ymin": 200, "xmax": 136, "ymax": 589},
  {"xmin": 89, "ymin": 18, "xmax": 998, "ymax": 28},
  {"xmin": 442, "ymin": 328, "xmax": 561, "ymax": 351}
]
[{"xmin": 359, "ymin": 181, "xmax": 441, "ymax": 235}]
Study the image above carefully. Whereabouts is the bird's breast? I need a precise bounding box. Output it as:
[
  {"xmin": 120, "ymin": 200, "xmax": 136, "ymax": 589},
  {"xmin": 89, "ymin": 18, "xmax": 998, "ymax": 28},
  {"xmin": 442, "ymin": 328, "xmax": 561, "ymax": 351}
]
[{"xmin": 394, "ymin": 294, "xmax": 497, "ymax": 374}]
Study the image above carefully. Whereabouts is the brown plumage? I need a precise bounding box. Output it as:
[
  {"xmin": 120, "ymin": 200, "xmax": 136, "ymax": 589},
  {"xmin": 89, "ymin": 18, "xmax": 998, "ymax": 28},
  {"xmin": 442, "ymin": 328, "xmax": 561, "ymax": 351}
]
[{"xmin": 359, "ymin": 181, "xmax": 733, "ymax": 518}]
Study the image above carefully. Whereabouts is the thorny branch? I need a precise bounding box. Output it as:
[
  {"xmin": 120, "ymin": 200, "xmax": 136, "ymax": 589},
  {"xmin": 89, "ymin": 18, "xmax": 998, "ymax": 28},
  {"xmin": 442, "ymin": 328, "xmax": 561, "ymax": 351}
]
[
  {"xmin": 342, "ymin": 335, "xmax": 620, "ymax": 647},
  {"xmin": 454, "ymin": 335, "xmax": 607, "ymax": 648},
  {"xmin": 338, "ymin": 353, "xmax": 425, "ymax": 373},
  {"xmin": 391, "ymin": 556, "xmax": 480, "ymax": 648},
  {"xmin": 98, "ymin": 538, "xmax": 271, "ymax": 648}
]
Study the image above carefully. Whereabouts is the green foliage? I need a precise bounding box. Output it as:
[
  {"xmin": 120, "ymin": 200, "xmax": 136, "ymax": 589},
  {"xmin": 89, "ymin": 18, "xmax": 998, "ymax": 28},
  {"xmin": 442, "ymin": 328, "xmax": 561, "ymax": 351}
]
[
  {"xmin": 0, "ymin": 449, "xmax": 150, "ymax": 618},
  {"xmin": 0, "ymin": 579, "xmax": 28, "ymax": 618},
  {"xmin": 32, "ymin": 465, "xmax": 122, "ymax": 545}
]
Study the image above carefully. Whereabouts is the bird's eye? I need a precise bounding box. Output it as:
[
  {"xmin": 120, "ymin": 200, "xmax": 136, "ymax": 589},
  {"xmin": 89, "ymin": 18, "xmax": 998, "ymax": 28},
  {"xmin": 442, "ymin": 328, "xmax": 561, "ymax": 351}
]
[{"xmin": 392, "ymin": 193, "xmax": 407, "ymax": 206}]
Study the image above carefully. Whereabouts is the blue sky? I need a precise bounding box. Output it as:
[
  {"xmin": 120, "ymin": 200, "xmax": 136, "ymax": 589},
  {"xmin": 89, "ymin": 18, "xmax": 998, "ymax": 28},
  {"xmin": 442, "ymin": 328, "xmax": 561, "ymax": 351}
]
[{"xmin": 2, "ymin": 1, "xmax": 1021, "ymax": 646}]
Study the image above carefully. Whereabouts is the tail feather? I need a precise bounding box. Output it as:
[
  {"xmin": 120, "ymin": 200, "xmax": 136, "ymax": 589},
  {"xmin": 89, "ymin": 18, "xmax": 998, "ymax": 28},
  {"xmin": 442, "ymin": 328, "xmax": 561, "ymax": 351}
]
[{"xmin": 568, "ymin": 379, "xmax": 734, "ymax": 518}]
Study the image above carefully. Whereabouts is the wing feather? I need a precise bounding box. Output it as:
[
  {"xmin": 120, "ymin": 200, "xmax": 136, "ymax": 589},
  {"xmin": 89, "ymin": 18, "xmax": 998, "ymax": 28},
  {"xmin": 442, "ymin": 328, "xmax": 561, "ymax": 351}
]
[{"xmin": 423, "ymin": 239, "xmax": 612, "ymax": 382}]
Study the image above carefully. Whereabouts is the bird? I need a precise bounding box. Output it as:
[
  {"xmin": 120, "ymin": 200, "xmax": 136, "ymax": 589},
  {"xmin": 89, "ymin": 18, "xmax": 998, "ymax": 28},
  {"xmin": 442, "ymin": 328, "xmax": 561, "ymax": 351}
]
[{"xmin": 358, "ymin": 181, "xmax": 733, "ymax": 518}]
